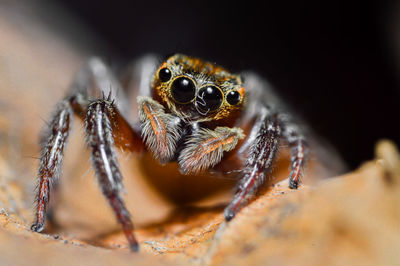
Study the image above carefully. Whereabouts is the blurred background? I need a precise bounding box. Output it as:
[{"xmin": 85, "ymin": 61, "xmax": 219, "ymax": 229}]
[
  {"xmin": 2, "ymin": 0, "xmax": 400, "ymax": 169},
  {"xmin": 1, "ymin": 2, "xmax": 400, "ymax": 263}
]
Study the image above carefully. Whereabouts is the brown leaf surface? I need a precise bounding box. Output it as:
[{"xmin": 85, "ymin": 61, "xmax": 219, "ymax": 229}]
[{"xmin": 1, "ymin": 4, "xmax": 400, "ymax": 266}]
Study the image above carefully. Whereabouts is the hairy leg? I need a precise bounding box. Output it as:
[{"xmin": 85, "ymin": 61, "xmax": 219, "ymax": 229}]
[
  {"xmin": 32, "ymin": 57, "xmax": 142, "ymax": 251},
  {"xmin": 238, "ymin": 72, "xmax": 308, "ymax": 190},
  {"xmin": 85, "ymin": 100, "xmax": 139, "ymax": 251},
  {"xmin": 280, "ymin": 120, "xmax": 308, "ymax": 189},
  {"xmin": 224, "ymin": 109, "xmax": 281, "ymax": 221},
  {"xmin": 31, "ymin": 100, "xmax": 72, "ymax": 232}
]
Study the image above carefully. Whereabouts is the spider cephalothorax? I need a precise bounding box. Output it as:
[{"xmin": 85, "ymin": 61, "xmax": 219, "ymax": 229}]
[
  {"xmin": 32, "ymin": 54, "xmax": 308, "ymax": 252},
  {"xmin": 151, "ymin": 54, "xmax": 245, "ymax": 122}
]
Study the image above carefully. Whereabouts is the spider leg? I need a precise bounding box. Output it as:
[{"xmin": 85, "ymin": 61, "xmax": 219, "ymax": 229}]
[
  {"xmin": 178, "ymin": 127, "xmax": 245, "ymax": 174},
  {"xmin": 281, "ymin": 123, "xmax": 308, "ymax": 189},
  {"xmin": 32, "ymin": 57, "xmax": 143, "ymax": 251},
  {"xmin": 224, "ymin": 109, "xmax": 280, "ymax": 221},
  {"xmin": 85, "ymin": 100, "xmax": 138, "ymax": 251},
  {"xmin": 238, "ymin": 72, "xmax": 309, "ymax": 190},
  {"xmin": 31, "ymin": 100, "xmax": 72, "ymax": 232}
]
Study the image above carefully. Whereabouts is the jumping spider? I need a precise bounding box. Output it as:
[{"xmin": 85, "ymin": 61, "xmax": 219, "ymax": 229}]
[{"xmin": 31, "ymin": 54, "xmax": 307, "ymax": 251}]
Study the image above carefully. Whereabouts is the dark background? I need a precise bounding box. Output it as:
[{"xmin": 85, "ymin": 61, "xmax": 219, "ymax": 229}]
[{"xmin": 54, "ymin": 0, "xmax": 400, "ymax": 169}]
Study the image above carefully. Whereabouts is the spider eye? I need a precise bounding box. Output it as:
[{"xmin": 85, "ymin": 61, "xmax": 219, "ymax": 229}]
[
  {"xmin": 226, "ymin": 90, "xmax": 241, "ymax": 105},
  {"xmin": 196, "ymin": 86, "xmax": 223, "ymax": 112},
  {"xmin": 158, "ymin": 67, "xmax": 172, "ymax": 82},
  {"xmin": 171, "ymin": 77, "xmax": 196, "ymax": 103}
]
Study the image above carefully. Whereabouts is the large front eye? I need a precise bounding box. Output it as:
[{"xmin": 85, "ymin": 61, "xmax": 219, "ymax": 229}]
[
  {"xmin": 196, "ymin": 86, "xmax": 223, "ymax": 112},
  {"xmin": 171, "ymin": 77, "xmax": 196, "ymax": 103}
]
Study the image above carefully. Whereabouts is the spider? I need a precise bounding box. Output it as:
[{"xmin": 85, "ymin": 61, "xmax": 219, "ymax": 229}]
[{"xmin": 31, "ymin": 54, "xmax": 307, "ymax": 251}]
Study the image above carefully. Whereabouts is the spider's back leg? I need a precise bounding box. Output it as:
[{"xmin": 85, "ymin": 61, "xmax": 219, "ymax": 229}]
[
  {"xmin": 280, "ymin": 121, "xmax": 308, "ymax": 189},
  {"xmin": 31, "ymin": 100, "xmax": 72, "ymax": 232},
  {"xmin": 120, "ymin": 54, "xmax": 160, "ymax": 119}
]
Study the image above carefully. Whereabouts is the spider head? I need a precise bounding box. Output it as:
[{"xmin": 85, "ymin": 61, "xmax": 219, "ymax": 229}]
[{"xmin": 151, "ymin": 54, "xmax": 245, "ymax": 122}]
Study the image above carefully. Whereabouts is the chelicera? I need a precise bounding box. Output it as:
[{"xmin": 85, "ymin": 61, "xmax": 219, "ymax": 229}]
[{"xmin": 31, "ymin": 54, "xmax": 307, "ymax": 251}]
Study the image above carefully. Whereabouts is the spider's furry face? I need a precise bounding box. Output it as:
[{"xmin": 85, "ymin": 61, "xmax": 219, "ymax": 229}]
[{"xmin": 151, "ymin": 54, "xmax": 246, "ymax": 122}]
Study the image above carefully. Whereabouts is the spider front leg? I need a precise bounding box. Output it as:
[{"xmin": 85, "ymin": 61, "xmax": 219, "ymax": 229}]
[
  {"xmin": 85, "ymin": 99, "xmax": 140, "ymax": 251},
  {"xmin": 32, "ymin": 57, "xmax": 143, "ymax": 251},
  {"xmin": 224, "ymin": 109, "xmax": 281, "ymax": 221}
]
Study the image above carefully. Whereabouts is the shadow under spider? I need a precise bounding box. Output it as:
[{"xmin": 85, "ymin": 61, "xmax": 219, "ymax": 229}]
[{"xmin": 82, "ymin": 204, "xmax": 228, "ymax": 249}]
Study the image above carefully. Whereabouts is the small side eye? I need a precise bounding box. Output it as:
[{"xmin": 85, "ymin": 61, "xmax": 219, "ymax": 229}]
[
  {"xmin": 158, "ymin": 67, "xmax": 172, "ymax": 82},
  {"xmin": 226, "ymin": 90, "xmax": 241, "ymax": 105}
]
